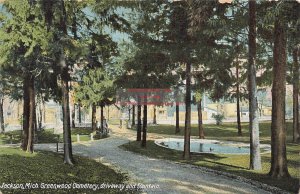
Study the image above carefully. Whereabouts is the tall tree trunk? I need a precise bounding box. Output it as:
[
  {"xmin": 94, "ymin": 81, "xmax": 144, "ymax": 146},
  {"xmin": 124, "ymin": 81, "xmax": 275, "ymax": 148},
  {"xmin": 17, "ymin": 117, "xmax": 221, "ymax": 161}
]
[
  {"xmin": 236, "ymin": 63, "xmax": 242, "ymax": 136},
  {"xmin": 0, "ymin": 97, "xmax": 4, "ymax": 134},
  {"xmin": 153, "ymin": 106, "xmax": 157, "ymax": 124},
  {"xmin": 132, "ymin": 105, "xmax": 135, "ymax": 127},
  {"xmin": 141, "ymin": 103, "xmax": 147, "ymax": 147},
  {"xmin": 71, "ymin": 103, "xmax": 75, "ymax": 128},
  {"xmin": 33, "ymin": 98, "xmax": 37, "ymax": 143},
  {"xmin": 137, "ymin": 98, "xmax": 142, "ymax": 141},
  {"xmin": 248, "ymin": 0, "xmax": 262, "ymax": 170},
  {"xmin": 269, "ymin": 16, "xmax": 290, "ymax": 178},
  {"xmin": 43, "ymin": 101, "xmax": 46, "ymax": 125},
  {"xmin": 60, "ymin": 0, "xmax": 74, "ymax": 165},
  {"xmin": 61, "ymin": 67, "xmax": 74, "ymax": 165},
  {"xmin": 101, "ymin": 105, "xmax": 104, "ymax": 133},
  {"xmin": 78, "ymin": 103, "xmax": 82, "ymax": 124},
  {"xmin": 183, "ymin": 62, "xmax": 191, "ymax": 160},
  {"xmin": 38, "ymin": 100, "xmax": 43, "ymax": 130},
  {"xmin": 107, "ymin": 106, "xmax": 110, "ymax": 121},
  {"xmin": 119, "ymin": 108, "xmax": 122, "ymax": 128},
  {"xmin": 175, "ymin": 88, "xmax": 180, "ymax": 133},
  {"xmin": 292, "ymin": 47, "xmax": 300, "ymax": 143},
  {"xmin": 128, "ymin": 107, "xmax": 131, "ymax": 123},
  {"xmin": 198, "ymin": 99, "xmax": 204, "ymax": 139},
  {"xmin": 26, "ymin": 75, "xmax": 35, "ymax": 153},
  {"xmin": 175, "ymin": 103, "xmax": 180, "ymax": 133},
  {"xmin": 91, "ymin": 104, "xmax": 97, "ymax": 131},
  {"xmin": 22, "ymin": 74, "xmax": 30, "ymax": 150}
]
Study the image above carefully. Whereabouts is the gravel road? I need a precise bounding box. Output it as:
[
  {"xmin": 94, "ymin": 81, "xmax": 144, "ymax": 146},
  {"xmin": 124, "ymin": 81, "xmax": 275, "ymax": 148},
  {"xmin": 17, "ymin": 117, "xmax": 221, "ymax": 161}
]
[{"xmin": 35, "ymin": 134, "xmax": 275, "ymax": 194}]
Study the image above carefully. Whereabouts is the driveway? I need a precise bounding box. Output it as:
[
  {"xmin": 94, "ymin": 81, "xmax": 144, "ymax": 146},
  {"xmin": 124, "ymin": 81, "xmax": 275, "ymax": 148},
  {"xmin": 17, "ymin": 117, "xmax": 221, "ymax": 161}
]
[{"xmin": 35, "ymin": 133, "xmax": 275, "ymax": 194}]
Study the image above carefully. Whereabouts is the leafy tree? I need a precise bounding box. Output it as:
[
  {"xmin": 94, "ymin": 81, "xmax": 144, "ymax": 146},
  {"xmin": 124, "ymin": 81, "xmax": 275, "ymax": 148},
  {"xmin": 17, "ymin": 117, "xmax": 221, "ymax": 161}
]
[
  {"xmin": 39, "ymin": 0, "xmax": 91, "ymax": 164},
  {"xmin": 0, "ymin": 0, "xmax": 51, "ymax": 152},
  {"xmin": 286, "ymin": 2, "xmax": 300, "ymax": 143},
  {"xmin": 117, "ymin": 2, "xmax": 177, "ymax": 146},
  {"xmin": 75, "ymin": 67, "xmax": 115, "ymax": 132},
  {"xmin": 189, "ymin": 0, "xmax": 237, "ymax": 150},
  {"xmin": 263, "ymin": 0, "xmax": 298, "ymax": 178},
  {"xmin": 248, "ymin": 0, "xmax": 262, "ymax": 170}
]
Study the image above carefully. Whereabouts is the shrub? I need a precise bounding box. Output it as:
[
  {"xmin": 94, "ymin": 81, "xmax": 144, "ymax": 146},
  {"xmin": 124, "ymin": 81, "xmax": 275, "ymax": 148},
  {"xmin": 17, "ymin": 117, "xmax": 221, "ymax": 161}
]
[{"xmin": 212, "ymin": 114, "xmax": 225, "ymax": 125}]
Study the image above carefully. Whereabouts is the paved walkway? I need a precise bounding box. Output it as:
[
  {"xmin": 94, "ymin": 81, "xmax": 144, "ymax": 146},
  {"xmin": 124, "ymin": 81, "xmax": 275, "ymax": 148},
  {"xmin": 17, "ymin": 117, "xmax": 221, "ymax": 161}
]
[{"xmin": 34, "ymin": 126, "xmax": 276, "ymax": 194}]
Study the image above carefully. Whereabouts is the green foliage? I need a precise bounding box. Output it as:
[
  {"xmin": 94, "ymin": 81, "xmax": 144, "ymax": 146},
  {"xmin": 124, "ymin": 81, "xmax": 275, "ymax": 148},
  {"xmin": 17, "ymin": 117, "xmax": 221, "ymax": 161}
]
[
  {"xmin": 75, "ymin": 67, "xmax": 115, "ymax": 107},
  {"xmin": 212, "ymin": 114, "xmax": 225, "ymax": 125}
]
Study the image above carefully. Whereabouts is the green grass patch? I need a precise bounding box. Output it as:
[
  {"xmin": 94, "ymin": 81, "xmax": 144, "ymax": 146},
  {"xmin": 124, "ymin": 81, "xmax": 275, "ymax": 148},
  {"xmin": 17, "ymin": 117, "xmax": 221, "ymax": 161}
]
[
  {"xmin": 108, "ymin": 119, "xmax": 121, "ymax": 126},
  {"xmin": 0, "ymin": 128, "xmax": 100, "ymax": 145},
  {"xmin": 132, "ymin": 121, "xmax": 295, "ymax": 144},
  {"xmin": 0, "ymin": 147, "xmax": 134, "ymax": 194},
  {"xmin": 121, "ymin": 140, "xmax": 300, "ymax": 193}
]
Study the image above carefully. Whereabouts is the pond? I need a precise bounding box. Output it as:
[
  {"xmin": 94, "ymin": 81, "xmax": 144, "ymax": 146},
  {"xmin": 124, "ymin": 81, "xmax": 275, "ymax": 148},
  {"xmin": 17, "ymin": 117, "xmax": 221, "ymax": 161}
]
[{"xmin": 154, "ymin": 138, "xmax": 271, "ymax": 155}]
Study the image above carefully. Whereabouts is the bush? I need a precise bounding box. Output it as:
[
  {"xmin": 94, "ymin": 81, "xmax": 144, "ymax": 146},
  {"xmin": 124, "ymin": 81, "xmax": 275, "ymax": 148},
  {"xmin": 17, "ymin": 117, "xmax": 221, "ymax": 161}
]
[{"xmin": 212, "ymin": 114, "xmax": 225, "ymax": 125}]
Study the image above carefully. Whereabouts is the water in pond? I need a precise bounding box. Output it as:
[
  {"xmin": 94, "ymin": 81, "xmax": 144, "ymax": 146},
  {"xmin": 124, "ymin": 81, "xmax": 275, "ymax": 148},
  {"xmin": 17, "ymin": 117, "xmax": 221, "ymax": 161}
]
[{"xmin": 159, "ymin": 141, "xmax": 250, "ymax": 154}]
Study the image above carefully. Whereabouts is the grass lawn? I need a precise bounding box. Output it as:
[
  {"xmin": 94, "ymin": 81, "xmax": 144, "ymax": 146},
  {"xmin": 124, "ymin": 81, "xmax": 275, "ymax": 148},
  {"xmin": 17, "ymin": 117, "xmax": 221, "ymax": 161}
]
[
  {"xmin": 0, "ymin": 128, "xmax": 99, "ymax": 145},
  {"xmin": 141, "ymin": 121, "xmax": 295, "ymax": 144},
  {"xmin": 0, "ymin": 147, "xmax": 134, "ymax": 194},
  {"xmin": 124, "ymin": 122, "xmax": 300, "ymax": 193}
]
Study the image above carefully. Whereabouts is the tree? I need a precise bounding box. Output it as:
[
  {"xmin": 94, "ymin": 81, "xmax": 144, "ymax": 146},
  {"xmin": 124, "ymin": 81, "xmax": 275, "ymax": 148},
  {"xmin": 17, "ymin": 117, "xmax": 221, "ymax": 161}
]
[
  {"xmin": 248, "ymin": 0, "xmax": 262, "ymax": 170},
  {"xmin": 288, "ymin": 2, "xmax": 300, "ymax": 143},
  {"xmin": 117, "ymin": 2, "xmax": 177, "ymax": 146},
  {"xmin": 292, "ymin": 46, "xmax": 300, "ymax": 142},
  {"xmin": 0, "ymin": 0, "xmax": 52, "ymax": 152},
  {"xmin": 132, "ymin": 105, "xmax": 135, "ymax": 127},
  {"xmin": 268, "ymin": 1, "xmax": 290, "ymax": 178},
  {"xmin": 75, "ymin": 67, "xmax": 115, "ymax": 132},
  {"xmin": 0, "ymin": 86, "xmax": 4, "ymax": 134},
  {"xmin": 0, "ymin": 75, "xmax": 7, "ymax": 134},
  {"xmin": 183, "ymin": 61, "xmax": 191, "ymax": 159},
  {"xmin": 40, "ymin": 0, "xmax": 92, "ymax": 164},
  {"xmin": 189, "ymin": 0, "xmax": 237, "ymax": 143},
  {"xmin": 194, "ymin": 91, "xmax": 204, "ymax": 139},
  {"xmin": 153, "ymin": 106, "xmax": 157, "ymax": 125}
]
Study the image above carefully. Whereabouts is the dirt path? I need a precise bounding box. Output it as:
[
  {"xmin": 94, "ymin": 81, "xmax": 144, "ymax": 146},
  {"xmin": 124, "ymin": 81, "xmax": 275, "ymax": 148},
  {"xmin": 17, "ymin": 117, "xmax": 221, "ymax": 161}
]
[{"xmin": 34, "ymin": 126, "xmax": 276, "ymax": 194}]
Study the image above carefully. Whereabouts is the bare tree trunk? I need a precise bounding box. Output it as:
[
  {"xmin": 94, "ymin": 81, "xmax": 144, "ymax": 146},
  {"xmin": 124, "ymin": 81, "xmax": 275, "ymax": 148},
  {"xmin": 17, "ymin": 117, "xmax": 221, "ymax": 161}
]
[
  {"xmin": 22, "ymin": 74, "xmax": 30, "ymax": 151},
  {"xmin": 292, "ymin": 47, "xmax": 300, "ymax": 143},
  {"xmin": 0, "ymin": 97, "xmax": 4, "ymax": 134},
  {"xmin": 132, "ymin": 105, "xmax": 135, "ymax": 127},
  {"xmin": 91, "ymin": 104, "xmax": 97, "ymax": 131},
  {"xmin": 198, "ymin": 99, "xmax": 204, "ymax": 139},
  {"xmin": 26, "ymin": 75, "xmax": 35, "ymax": 153},
  {"xmin": 71, "ymin": 103, "xmax": 75, "ymax": 128},
  {"xmin": 60, "ymin": 0, "xmax": 74, "ymax": 165},
  {"xmin": 107, "ymin": 106, "xmax": 110, "ymax": 121},
  {"xmin": 236, "ymin": 63, "xmax": 242, "ymax": 136},
  {"xmin": 183, "ymin": 62, "xmax": 191, "ymax": 160},
  {"xmin": 137, "ymin": 98, "xmax": 142, "ymax": 141},
  {"xmin": 38, "ymin": 100, "xmax": 43, "ymax": 130},
  {"xmin": 153, "ymin": 106, "xmax": 157, "ymax": 124},
  {"xmin": 101, "ymin": 105, "xmax": 104, "ymax": 133},
  {"xmin": 269, "ymin": 16, "xmax": 290, "ymax": 178},
  {"xmin": 43, "ymin": 101, "xmax": 45, "ymax": 125},
  {"xmin": 33, "ymin": 97, "xmax": 37, "ymax": 143},
  {"xmin": 61, "ymin": 67, "xmax": 74, "ymax": 165},
  {"xmin": 248, "ymin": 0, "xmax": 261, "ymax": 170},
  {"xmin": 141, "ymin": 103, "xmax": 147, "ymax": 147},
  {"xmin": 78, "ymin": 103, "xmax": 82, "ymax": 124},
  {"xmin": 175, "ymin": 104, "xmax": 180, "ymax": 133}
]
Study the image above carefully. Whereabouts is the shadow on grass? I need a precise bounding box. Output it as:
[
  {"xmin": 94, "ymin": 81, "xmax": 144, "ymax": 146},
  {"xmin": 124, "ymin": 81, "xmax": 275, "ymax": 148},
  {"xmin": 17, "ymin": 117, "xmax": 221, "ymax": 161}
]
[{"xmin": 0, "ymin": 147, "xmax": 134, "ymax": 194}]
